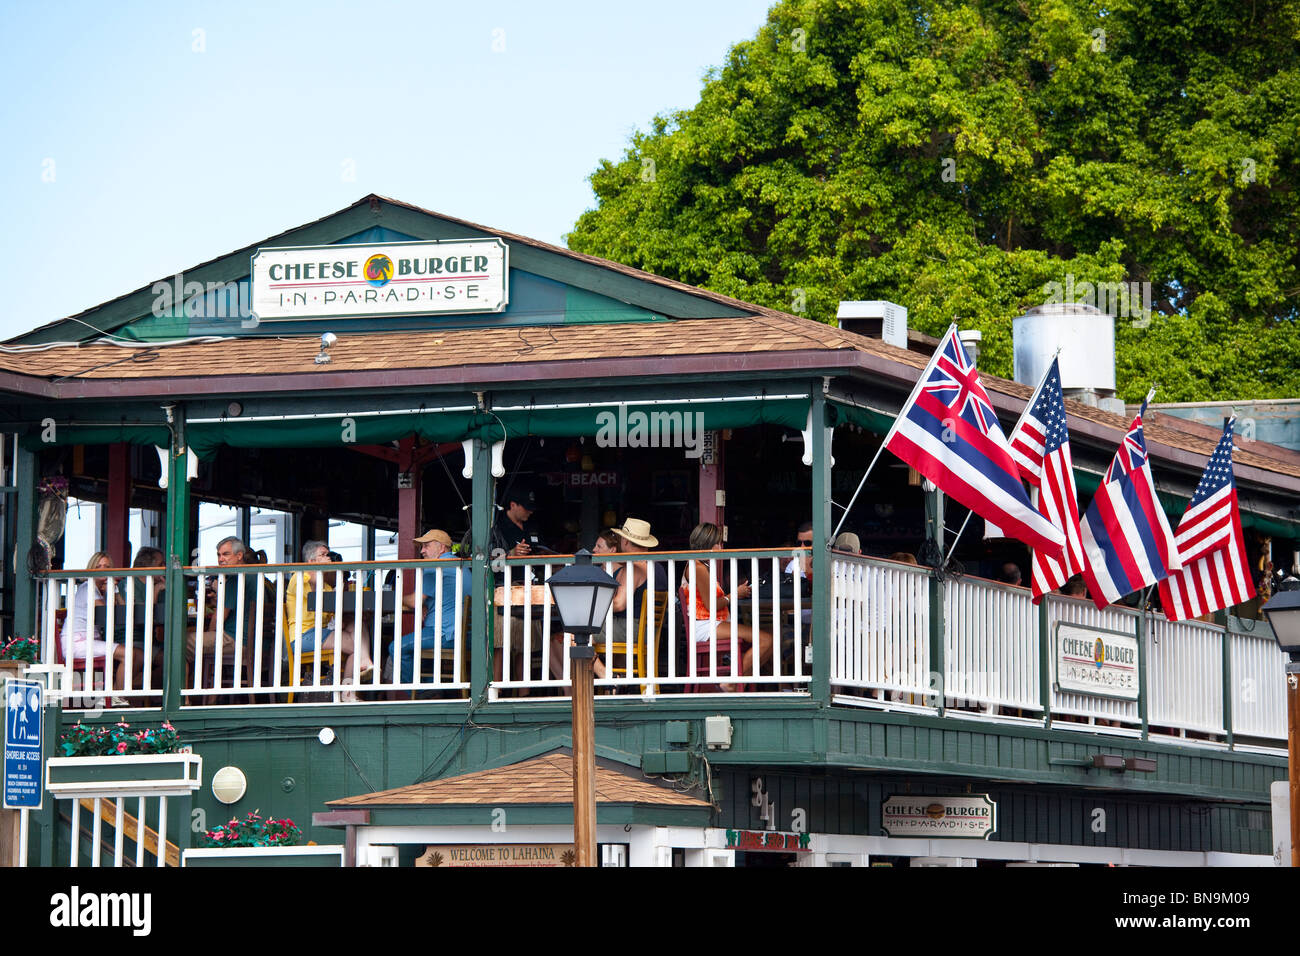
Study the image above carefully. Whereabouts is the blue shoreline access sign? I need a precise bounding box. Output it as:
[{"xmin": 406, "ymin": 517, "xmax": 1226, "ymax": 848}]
[{"xmin": 4, "ymin": 678, "xmax": 43, "ymax": 810}]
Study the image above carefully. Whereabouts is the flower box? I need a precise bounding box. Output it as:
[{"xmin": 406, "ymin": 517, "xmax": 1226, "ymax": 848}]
[
  {"xmin": 0, "ymin": 660, "xmax": 26, "ymax": 681},
  {"xmin": 45, "ymin": 752, "xmax": 202, "ymax": 798},
  {"xmin": 182, "ymin": 845, "xmax": 345, "ymax": 867}
]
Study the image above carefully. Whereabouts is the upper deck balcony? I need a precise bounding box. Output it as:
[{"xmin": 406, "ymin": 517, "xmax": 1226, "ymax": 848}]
[{"xmin": 33, "ymin": 549, "xmax": 1289, "ymax": 755}]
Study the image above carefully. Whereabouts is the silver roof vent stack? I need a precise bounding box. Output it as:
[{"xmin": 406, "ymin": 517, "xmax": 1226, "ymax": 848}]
[{"xmin": 1013, "ymin": 303, "xmax": 1125, "ymax": 414}]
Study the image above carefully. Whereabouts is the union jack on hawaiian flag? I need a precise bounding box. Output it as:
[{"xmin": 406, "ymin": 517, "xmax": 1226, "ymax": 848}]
[
  {"xmin": 883, "ymin": 325, "xmax": 1065, "ymax": 555},
  {"xmin": 1079, "ymin": 392, "xmax": 1182, "ymax": 609},
  {"xmin": 1157, "ymin": 420, "xmax": 1255, "ymax": 621},
  {"xmin": 1007, "ymin": 357, "xmax": 1085, "ymax": 603}
]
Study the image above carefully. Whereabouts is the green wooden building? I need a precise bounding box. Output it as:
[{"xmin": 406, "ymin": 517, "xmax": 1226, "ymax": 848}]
[{"xmin": 1, "ymin": 195, "xmax": 1293, "ymax": 866}]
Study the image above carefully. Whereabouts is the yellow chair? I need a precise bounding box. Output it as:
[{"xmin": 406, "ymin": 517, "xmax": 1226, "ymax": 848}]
[
  {"xmin": 283, "ymin": 575, "xmax": 336, "ymax": 704},
  {"xmin": 594, "ymin": 590, "xmax": 669, "ymax": 693}
]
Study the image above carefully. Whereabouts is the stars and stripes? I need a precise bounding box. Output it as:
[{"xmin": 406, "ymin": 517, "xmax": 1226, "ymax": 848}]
[
  {"xmin": 1079, "ymin": 395, "xmax": 1182, "ymax": 609},
  {"xmin": 1007, "ymin": 358, "xmax": 1085, "ymax": 602},
  {"xmin": 1158, "ymin": 420, "xmax": 1255, "ymax": 621},
  {"xmin": 883, "ymin": 325, "xmax": 1066, "ymax": 556}
]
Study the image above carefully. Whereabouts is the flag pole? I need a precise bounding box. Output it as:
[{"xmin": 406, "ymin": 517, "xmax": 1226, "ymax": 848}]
[
  {"xmin": 831, "ymin": 323, "xmax": 958, "ymax": 541},
  {"xmin": 943, "ymin": 348, "xmax": 1060, "ymax": 564}
]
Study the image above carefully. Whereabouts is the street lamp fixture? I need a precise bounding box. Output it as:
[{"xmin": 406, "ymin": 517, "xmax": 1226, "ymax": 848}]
[
  {"xmin": 546, "ymin": 549, "xmax": 618, "ymax": 868},
  {"xmin": 1261, "ymin": 576, "xmax": 1300, "ymax": 867}
]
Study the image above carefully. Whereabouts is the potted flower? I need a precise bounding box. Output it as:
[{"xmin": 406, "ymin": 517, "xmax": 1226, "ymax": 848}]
[
  {"xmin": 183, "ymin": 811, "xmax": 344, "ymax": 867},
  {"xmin": 0, "ymin": 636, "xmax": 39, "ymax": 682},
  {"xmin": 45, "ymin": 720, "xmax": 202, "ymax": 798}
]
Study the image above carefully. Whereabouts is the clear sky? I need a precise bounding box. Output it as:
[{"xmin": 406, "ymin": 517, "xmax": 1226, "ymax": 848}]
[{"xmin": 0, "ymin": 0, "xmax": 775, "ymax": 341}]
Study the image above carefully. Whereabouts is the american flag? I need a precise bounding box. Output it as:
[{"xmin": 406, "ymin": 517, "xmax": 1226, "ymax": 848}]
[
  {"xmin": 1007, "ymin": 358, "xmax": 1084, "ymax": 602},
  {"xmin": 1080, "ymin": 395, "xmax": 1182, "ymax": 609},
  {"xmin": 1157, "ymin": 420, "xmax": 1255, "ymax": 621},
  {"xmin": 884, "ymin": 325, "xmax": 1065, "ymax": 556}
]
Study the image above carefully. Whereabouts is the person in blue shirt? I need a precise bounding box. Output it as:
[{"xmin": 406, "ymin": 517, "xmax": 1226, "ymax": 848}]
[{"xmin": 394, "ymin": 528, "xmax": 471, "ymax": 686}]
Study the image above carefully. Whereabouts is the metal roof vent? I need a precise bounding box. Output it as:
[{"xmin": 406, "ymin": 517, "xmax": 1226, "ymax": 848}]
[
  {"xmin": 836, "ymin": 301, "xmax": 908, "ymax": 350},
  {"xmin": 1013, "ymin": 303, "xmax": 1124, "ymax": 414}
]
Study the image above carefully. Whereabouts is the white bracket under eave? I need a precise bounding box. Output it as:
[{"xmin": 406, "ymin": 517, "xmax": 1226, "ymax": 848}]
[
  {"xmin": 461, "ymin": 439, "xmax": 507, "ymax": 479},
  {"xmin": 155, "ymin": 446, "xmax": 198, "ymax": 489},
  {"xmin": 800, "ymin": 410, "xmax": 835, "ymax": 468}
]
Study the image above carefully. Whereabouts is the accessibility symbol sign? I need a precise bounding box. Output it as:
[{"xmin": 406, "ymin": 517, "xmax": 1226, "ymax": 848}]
[{"xmin": 4, "ymin": 678, "xmax": 43, "ymax": 809}]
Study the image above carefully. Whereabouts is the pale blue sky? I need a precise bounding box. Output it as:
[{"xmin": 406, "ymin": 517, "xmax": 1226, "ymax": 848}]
[{"xmin": 0, "ymin": 0, "xmax": 775, "ymax": 340}]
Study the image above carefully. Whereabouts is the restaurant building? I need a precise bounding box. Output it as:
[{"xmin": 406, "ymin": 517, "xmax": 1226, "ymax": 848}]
[{"xmin": 0, "ymin": 195, "xmax": 1293, "ymax": 866}]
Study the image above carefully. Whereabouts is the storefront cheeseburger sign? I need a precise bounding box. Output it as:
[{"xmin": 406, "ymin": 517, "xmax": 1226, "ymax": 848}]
[
  {"xmin": 881, "ymin": 795, "xmax": 997, "ymax": 839},
  {"xmin": 251, "ymin": 238, "xmax": 508, "ymax": 320},
  {"xmin": 1054, "ymin": 622, "xmax": 1139, "ymax": 701}
]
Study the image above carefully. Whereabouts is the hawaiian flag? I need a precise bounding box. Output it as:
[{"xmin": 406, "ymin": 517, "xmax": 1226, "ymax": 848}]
[
  {"xmin": 1079, "ymin": 394, "xmax": 1181, "ymax": 609},
  {"xmin": 1008, "ymin": 358, "xmax": 1085, "ymax": 602},
  {"xmin": 1157, "ymin": 420, "xmax": 1255, "ymax": 621},
  {"xmin": 884, "ymin": 325, "xmax": 1065, "ymax": 555}
]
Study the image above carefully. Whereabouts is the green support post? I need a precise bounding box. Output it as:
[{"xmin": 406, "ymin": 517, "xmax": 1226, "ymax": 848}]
[
  {"xmin": 809, "ymin": 387, "xmax": 831, "ymax": 705},
  {"xmin": 13, "ymin": 445, "xmax": 38, "ymax": 638},
  {"xmin": 163, "ymin": 408, "xmax": 190, "ymax": 717},
  {"xmin": 469, "ymin": 434, "xmax": 494, "ymax": 702},
  {"xmin": 37, "ymin": 698, "xmax": 61, "ymax": 866},
  {"xmin": 925, "ymin": 484, "xmax": 945, "ymax": 715}
]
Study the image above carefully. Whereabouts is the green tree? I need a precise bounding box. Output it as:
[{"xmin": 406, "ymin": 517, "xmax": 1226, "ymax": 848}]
[{"xmin": 567, "ymin": 0, "xmax": 1300, "ymax": 402}]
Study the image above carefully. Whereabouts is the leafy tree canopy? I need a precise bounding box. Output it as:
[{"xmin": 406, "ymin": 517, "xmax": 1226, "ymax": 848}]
[{"xmin": 567, "ymin": 0, "xmax": 1300, "ymax": 402}]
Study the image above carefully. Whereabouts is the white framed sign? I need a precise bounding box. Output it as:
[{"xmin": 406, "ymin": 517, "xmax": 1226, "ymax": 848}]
[
  {"xmin": 881, "ymin": 795, "xmax": 996, "ymax": 839},
  {"xmin": 1054, "ymin": 622, "xmax": 1139, "ymax": 700},
  {"xmin": 251, "ymin": 238, "xmax": 508, "ymax": 321}
]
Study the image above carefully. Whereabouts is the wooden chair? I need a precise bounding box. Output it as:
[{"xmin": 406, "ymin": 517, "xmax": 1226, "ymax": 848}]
[
  {"xmin": 412, "ymin": 595, "xmax": 472, "ymax": 699},
  {"xmin": 594, "ymin": 589, "xmax": 669, "ymax": 693}
]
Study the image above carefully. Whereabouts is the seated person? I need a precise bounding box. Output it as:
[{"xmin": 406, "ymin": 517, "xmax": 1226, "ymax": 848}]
[
  {"xmin": 393, "ymin": 529, "xmax": 471, "ymax": 687},
  {"xmin": 284, "ymin": 539, "xmax": 374, "ymax": 701},
  {"xmin": 185, "ymin": 535, "xmax": 249, "ymax": 694},
  {"xmin": 684, "ymin": 522, "xmax": 773, "ymax": 691},
  {"xmin": 552, "ymin": 519, "xmax": 664, "ymax": 682},
  {"xmin": 61, "ymin": 551, "xmax": 144, "ymax": 701},
  {"xmin": 493, "ymin": 483, "xmax": 546, "ymax": 558},
  {"xmin": 832, "ymin": 531, "xmax": 861, "ymax": 554},
  {"xmin": 129, "ymin": 546, "xmax": 167, "ymax": 687}
]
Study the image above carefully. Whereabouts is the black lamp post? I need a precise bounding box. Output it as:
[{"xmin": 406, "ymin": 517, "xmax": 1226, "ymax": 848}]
[
  {"xmin": 1261, "ymin": 576, "xmax": 1300, "ymax": 867},
  {"xmin": 546, "ymin": 549, "xmax": 618, "ymax": 867}
]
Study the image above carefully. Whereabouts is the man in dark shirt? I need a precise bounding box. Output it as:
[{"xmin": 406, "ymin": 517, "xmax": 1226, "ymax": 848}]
[{"xmin": 493, "ymin": 482, "xmax": 546, "ymax": 557}]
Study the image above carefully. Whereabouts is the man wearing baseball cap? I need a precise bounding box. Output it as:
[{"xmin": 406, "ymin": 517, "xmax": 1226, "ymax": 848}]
[
  {"xmin": 392, "ymin": 528, "xmax": 471, "ymax": 690},
  {"xmin": 493, "ymin": 481, "xmax": 547, "ymax": 557}
]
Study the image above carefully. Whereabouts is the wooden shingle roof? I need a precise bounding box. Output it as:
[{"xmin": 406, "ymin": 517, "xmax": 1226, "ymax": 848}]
[
  {"xmin": 0, "ymin": 313, "xmax": 864, "ymax": 381},
  {"xmin": 326, "ymin": 753, "xmax": 711, "ymax": 809}
]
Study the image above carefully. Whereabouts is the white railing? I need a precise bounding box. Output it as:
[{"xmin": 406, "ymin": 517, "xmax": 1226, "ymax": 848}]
[
  {"xmin": 493, "ymin": 550, "xmax": 810, "ymax": 697},
  {"xmin": 36, "ymin": 570, "xmax": 165, "ymax": 710},
  {"xmin": 1146, "ymin": 616, "xmax": 1225, "ymax": 737},
  {"xmin": 945, "ymin": 576, "xmax": 1040, "ymax": 714},
  {"xmin": 1045, "ymin": 596, "xmax": 1142, "ymax": 727},
  {"xmin": 61, "ymin": 795, "xmax": 176, "ymax": 867},
  {"xmin": 830, "ymin": 555, "xmax": 930, "ymax": 704},
  {"xmin": 189, "ymin": 560, "xmax": 470, "ymax": 703},
  {"xmin": 1229, "ymin": 625, "xmax": 1289, "ymax": 740}
]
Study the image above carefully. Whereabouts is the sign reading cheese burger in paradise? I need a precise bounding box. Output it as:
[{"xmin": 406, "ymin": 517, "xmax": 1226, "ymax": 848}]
[
  {"xmin": 881, "ymin": 795, "xmax": 997, "ymax": 839},
  {"xmin": 251, "ymin": 238, "xmax": 508, "ymax": 321},
  {"xmin": 1054, "ymin": 622, "xmax": 1139, "ymax": 701}
]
